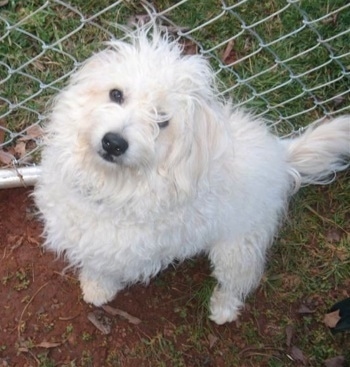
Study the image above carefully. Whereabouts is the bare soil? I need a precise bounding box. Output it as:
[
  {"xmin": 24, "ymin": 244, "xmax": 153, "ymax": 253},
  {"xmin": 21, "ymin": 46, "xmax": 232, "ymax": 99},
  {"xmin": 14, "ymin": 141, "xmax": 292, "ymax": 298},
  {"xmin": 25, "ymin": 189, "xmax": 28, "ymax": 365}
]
[{"xmin": 0, "ymin": 188, "xmax": 348, "ymax": 367}]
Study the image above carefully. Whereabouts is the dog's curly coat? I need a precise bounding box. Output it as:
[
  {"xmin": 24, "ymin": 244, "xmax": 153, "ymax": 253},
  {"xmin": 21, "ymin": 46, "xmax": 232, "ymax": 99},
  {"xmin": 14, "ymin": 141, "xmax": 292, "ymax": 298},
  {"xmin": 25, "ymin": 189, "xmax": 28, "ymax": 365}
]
[{"xmin": 34, "ymin": 27, "xmax": 350, "ymax": 325}]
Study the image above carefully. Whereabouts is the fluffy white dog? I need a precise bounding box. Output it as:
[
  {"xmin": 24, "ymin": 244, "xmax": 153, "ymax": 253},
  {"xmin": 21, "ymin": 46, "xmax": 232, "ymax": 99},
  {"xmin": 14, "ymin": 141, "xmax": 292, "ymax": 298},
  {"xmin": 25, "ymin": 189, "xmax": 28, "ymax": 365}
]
[{"xmin": 34, "ymin": 26, "xmax": 350, "ymax": 325}]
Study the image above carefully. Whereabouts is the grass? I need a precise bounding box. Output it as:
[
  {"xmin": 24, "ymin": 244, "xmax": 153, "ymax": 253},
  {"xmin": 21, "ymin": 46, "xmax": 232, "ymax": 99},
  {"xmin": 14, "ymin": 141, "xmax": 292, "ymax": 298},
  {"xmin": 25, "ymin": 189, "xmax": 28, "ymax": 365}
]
[
  {"xmin": 1, "ymin": 0, "xmax": 349, "ymax": 137},
  {"xmin": 0, "ymin": 1, "xmax": 349, "ymax": 366}
]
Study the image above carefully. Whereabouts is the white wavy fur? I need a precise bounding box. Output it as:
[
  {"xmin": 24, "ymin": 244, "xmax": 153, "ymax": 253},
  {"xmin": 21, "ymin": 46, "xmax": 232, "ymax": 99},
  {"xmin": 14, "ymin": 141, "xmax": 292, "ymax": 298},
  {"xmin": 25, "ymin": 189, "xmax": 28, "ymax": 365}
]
[{"xmin": 34, "ymin": 27, "xmax": 350, "ymax": 325}]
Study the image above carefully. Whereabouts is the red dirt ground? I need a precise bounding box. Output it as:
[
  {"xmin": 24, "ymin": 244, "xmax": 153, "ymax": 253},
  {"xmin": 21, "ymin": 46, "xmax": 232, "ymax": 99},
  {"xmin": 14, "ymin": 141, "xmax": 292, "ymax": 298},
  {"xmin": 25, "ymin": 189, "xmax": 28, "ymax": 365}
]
[
  {"xmin": 0, "ymin": 188, "xmax": 240, "ymax": 367},
  {"xmin": 0, "ymin": 187, "xmax": 348, "ymax": 367}
]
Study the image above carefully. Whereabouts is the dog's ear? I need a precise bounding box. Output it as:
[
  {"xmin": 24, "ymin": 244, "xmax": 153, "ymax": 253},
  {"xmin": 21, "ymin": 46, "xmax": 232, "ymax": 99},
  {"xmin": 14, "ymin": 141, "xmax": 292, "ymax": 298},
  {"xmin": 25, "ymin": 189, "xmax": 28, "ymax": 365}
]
[
  {"xmin": 158, "ymin": 96, "xmax": 227, "ymax": 199},
  {"xmin": 176, "ymin": 55, "xmax": 218, "ymax": 103}
]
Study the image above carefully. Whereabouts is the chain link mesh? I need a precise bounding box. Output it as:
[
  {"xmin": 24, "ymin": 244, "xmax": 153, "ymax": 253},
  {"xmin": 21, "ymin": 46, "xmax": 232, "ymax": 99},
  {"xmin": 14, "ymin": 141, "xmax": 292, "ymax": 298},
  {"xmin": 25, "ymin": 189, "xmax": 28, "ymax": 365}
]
[{"xmin": 1, "ymin": 0, "xmax": 349, "ymax": 168}]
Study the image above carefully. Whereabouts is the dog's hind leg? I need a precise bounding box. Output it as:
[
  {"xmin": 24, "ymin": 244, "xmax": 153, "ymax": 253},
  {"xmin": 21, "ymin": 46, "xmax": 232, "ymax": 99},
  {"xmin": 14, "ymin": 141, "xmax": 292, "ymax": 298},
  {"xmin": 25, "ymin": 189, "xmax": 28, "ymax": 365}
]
[{"xmin": 208, "ymin": 236, "xmax": 267, "ymax": 325}]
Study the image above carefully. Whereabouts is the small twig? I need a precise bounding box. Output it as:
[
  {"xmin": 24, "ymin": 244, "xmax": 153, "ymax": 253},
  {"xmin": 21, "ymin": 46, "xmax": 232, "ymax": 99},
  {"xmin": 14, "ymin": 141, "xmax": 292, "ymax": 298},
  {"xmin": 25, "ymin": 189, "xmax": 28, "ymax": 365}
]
[
  {"xmin": 239, "ymin": 346, "xmax": 285, "ymax": 356},
  {"xmin": 18, "ymin": 282, "xmax": 50, "ymax": 338},
  {"xmin": 58, "ymin": 313, "xmax": 80, "ymax": 321},
  {"xmin": 305, "ymin": 205, "xmax": 349, "ymax": 234},
  {"xmin": 1, "ymin": 236, "xmax": 24, "ymax": 261},
  {"xmin": 25, "ymin": 349, "xmax": 40, "ymax": 364},
  {"xmin": 53, "ymin": 270, "xmax": 77, "ymax": 281},
  {"xmin": 1, "ymin": 248, "xmax": 7, "ymax": 261},
  {"xmin": 242, "ymin": 351, "xmax": 283, "ymax": 362},
  {"xmin": 31, "ymin": 262, "xmax": 35, "ymax": 284}
]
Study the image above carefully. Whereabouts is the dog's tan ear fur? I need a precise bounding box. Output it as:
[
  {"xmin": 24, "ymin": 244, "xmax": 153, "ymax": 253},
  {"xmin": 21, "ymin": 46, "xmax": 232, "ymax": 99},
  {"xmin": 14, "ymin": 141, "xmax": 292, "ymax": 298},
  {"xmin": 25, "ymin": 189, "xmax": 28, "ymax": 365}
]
[{"xmin": 158, "ymin": 96, "xmax": 228, "ymax": 199}]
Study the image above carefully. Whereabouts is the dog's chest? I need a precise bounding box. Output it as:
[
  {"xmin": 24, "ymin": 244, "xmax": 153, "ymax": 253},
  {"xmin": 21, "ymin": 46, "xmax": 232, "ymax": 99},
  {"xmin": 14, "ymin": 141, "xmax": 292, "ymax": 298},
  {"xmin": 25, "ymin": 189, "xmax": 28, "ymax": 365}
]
[{"xmin": 87, "ymin": 191, "xmax": 218, "ymax": 260}]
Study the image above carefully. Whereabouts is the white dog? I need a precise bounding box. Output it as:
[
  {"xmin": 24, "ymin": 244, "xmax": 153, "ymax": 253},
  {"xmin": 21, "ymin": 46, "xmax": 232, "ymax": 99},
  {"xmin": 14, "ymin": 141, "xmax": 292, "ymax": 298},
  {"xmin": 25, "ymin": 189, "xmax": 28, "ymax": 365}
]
[{"xmin": 34, "ymin": 26, "xmax": 350, "ymax": 325}]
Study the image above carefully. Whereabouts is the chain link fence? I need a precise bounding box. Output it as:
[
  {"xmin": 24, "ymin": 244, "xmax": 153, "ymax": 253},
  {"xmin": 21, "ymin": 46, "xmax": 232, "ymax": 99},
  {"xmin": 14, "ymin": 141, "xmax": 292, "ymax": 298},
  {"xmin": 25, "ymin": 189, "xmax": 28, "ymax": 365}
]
[{"xmin": 1, "ymin": 0, "xmax": 349, "ymax": 186}]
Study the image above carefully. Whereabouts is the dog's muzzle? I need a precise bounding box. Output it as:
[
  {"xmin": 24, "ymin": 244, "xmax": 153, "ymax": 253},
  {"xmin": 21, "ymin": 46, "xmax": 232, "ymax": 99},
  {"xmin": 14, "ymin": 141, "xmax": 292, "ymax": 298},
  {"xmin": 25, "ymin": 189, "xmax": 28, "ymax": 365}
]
[{"xmin": 101, "ymin": 132, "xmax": 128, "ymax": 162}]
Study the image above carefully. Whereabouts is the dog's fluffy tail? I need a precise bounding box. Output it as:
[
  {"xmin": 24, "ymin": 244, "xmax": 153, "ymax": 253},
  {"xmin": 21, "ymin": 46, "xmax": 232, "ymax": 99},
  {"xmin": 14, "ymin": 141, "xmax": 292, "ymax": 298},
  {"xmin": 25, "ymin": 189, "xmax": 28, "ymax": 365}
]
[{"xmin": 284, "ymin": 115, "xmax": 350, "ymax": 187}]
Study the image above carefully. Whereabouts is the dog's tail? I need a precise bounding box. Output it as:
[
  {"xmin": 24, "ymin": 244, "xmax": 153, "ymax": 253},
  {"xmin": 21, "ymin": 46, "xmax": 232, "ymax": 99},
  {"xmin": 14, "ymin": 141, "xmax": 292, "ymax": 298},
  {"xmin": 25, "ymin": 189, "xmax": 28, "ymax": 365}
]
[{"xmin": 284, "ymin": 115, "xmax": 350, "ymax": 187}]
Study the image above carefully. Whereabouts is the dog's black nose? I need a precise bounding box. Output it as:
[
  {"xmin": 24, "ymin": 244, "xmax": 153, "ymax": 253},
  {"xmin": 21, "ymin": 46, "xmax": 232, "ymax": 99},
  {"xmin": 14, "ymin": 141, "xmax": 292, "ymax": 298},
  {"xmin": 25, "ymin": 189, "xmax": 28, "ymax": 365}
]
[{"xmin": 102, "ymin": 132, "xmax": 129, "ymax": 156}]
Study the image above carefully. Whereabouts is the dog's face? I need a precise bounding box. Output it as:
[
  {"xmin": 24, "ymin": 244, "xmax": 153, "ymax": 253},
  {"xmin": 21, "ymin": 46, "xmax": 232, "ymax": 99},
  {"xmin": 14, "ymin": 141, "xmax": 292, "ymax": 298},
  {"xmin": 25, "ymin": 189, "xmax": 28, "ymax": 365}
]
[
  {"xmin": 69, "ymin": 48, "xmax": 180, "ymax": 169},
  {"xmin": 49, "ymin": 30, "xmax": 222, "ymax": 194}
]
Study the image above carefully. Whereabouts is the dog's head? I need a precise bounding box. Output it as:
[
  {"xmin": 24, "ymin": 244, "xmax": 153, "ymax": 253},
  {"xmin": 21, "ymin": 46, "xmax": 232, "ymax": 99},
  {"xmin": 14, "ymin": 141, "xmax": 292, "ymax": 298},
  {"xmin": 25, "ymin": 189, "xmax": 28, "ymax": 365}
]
[{"xmin": 47, "ymin": 27, "xmax": 226, "ymax": 197}]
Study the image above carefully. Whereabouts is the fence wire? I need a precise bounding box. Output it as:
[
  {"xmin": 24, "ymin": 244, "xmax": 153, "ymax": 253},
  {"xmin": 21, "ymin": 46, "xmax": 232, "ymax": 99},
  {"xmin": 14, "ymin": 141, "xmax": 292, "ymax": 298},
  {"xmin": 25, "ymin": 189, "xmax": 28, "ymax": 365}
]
[{"xmin": 1, "ymin": 0, "xmax": 349, "ymax": 169}]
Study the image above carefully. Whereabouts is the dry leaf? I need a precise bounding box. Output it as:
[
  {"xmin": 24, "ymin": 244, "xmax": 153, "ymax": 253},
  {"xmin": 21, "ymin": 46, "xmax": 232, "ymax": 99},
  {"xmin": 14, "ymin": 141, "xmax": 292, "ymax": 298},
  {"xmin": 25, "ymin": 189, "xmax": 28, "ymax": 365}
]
[
  {"xmin": 0, "ymin": 150, "xmax": 13, "ymax": 165},
  {"xmin": 324, "ymin": 356, "xmax": 346, "ymax": 367},
  {"xmin": 17, "ymin": 346, "xmax": 29, "ymax": 353},
  {"xmin": 333, "ymin": 96, "xmax": 345, "ymax": 108},
  {"xmin": 297, "ymin": 304, "xmax": 316, "ymax": 314},
  {"xmin": 222, "ymin": 40, "xmax": 234, "ymax": 62},
  {"xmin": 102, "ymin": 304, "xmax": 141, "ymax": 325},
  {"xmin": 208, "ymin": 333, "xmax": 218, "ymax": 349},
  {"xmin": 14, "ymin": 141, "xmax": 26, "ymax": 158},
  {"xmin": 0, "ymin": 130, "xmax": 5, "ymax": 145},
  {"xmin": 35, "ymin": 341, "xmax": 61, "ymax": 348},
  {"xmin": 0, "ymin": 119, "xmax": 6, "ymax": 144},
  {"xmin": 127, "ymin": 14, "xmax": 151, "ymax": 27},
  {"xmin": 326, "ymin": 230, "xmax": 341, "ymax": 243},
  {"xmin": 324, "ymin": 309, "xmax": 341, "ymax": 328},
  {"xmin": 32, "ymin": 60, "xmax": 45, "ymax": 72},
  {"xmin": 289, "ymin": 345, "xmax": 307, "ymax": 365},
  {"xmin": 0, "ymin": 0, "xmax": 9, "ymax": 7},
  {"xmin": 19, "ymin": 124, "xmax": 44, "ymax": 142},
  {"xmin": 87, "ymin": 311, "xmax": 111, "ymax": 334},
  {"xmin": 334, "ymin": 247, "xmax": 348, "ymax": 262},
  {"xmin": 222, "ymin": 40, "xmax": 238, "ymax": 65},
  {"xmin": 285, "ymin": 325, "xmax": 294, "ymax": 347},
  {"xmin": 181, "ymin": 39, "xmax": 198, "ymax": 56}
]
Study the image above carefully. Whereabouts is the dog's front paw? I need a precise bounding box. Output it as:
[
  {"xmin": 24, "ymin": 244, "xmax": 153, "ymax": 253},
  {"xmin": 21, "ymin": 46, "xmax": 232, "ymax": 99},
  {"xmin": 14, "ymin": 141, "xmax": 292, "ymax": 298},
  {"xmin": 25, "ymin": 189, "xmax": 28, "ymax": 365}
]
[
  {"xmin": 80, "ymin": 277, "xmax": 117, "ymax": 307},
  {"xmin": 209, "ymin": 286, "xmax": 243, "ymax": 325}
]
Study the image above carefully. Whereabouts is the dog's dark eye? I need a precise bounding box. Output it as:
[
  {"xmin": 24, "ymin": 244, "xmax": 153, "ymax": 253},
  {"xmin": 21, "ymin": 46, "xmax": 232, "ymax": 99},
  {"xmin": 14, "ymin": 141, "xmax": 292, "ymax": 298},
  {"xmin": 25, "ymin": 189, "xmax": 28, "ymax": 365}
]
[
  {"xmin": 109, "ymin": 89, "xmax": 124, "ymax": 104},
  {"xmin": 157, "ymin": 120, "xmax": 169, "ymax": 129}
]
